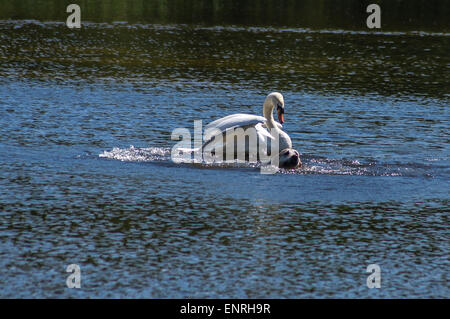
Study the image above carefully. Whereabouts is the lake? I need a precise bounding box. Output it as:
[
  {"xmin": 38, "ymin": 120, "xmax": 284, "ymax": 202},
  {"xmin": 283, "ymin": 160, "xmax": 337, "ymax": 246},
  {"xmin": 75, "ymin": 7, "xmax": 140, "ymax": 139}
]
[{"xmin": 0, "ymin": 19, "xmax": 449, "ymax": 298}]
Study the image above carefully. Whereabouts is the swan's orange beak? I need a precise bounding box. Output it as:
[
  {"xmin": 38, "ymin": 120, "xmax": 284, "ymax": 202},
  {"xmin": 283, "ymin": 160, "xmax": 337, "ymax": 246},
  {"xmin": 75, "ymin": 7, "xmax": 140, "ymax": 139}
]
[{"xmin": 277, "ymin": 108, "xmax": 284, "ymax": 124}]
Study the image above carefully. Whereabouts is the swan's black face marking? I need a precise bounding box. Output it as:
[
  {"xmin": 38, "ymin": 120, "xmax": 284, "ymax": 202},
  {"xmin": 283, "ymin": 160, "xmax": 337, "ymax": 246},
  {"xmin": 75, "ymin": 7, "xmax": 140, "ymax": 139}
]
[
  {"xmin": 276, "ymin": 103, "xmax": 285, "ymax": 124},
  {"xmin": 276, "ymin": 103, "xmax": 284, "ymax": 113}
]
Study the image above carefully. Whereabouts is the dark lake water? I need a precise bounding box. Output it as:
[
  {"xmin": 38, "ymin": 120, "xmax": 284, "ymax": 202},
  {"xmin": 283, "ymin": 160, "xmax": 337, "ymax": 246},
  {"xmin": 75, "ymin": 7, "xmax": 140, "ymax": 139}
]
[{"xmin": 0, "ymin": 20, "xmax": 449, "ymax": 298}]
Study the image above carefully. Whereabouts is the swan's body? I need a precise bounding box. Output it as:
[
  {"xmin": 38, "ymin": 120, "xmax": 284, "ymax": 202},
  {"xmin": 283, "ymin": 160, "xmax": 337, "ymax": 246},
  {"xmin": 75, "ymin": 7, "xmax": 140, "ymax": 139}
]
[{"xmin": 201, "ymin": 92, "xmax": 300, "ymax": 168}]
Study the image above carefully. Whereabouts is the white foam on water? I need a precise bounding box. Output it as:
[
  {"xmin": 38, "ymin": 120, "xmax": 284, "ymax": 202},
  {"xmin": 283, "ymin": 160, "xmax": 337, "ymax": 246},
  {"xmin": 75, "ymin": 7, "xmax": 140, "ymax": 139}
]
[
  {"xmin": 99, "ymin": 145, "xmax": 171, "ymax": 162},
  {"xmin": 99, "ymin": 147, "xmax": 428, "ymax": 177}
]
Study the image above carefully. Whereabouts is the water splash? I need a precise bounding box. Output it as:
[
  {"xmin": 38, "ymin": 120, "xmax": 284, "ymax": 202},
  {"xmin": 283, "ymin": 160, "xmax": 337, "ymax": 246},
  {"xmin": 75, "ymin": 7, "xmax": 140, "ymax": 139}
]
[
  {"xmin": 99, "ymin": 145, "xmax": 170, "ymax": 162},
  {"xmin": 98, "ymin": 146, "xmax": 439, "ymax": 177}
]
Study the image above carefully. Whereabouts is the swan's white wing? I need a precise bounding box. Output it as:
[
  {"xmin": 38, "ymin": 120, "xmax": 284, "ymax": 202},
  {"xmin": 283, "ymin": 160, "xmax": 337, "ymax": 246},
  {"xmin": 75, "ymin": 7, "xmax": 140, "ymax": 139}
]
[
  {"xmin": 254, "ymin": 123, "xmax": 274, "ymax": 141},
  {"xmin": 202, "ymin": 124, "xmax": 272, "ymax": 162},
  {"xmin": 205, "ymin": 113, "xmax": 267, "ymax": 132},
  {"xmin": 262, "ymin": 121, "xmax": 283, "ymax": 130},
  {"xmin": 203, "ymin": 118, "xmax": 274, "ymax": 153},
  {"xmin": 202, "ymin": 114, "xmax": 286, "ymax": 163},
  {"xmin": 206, "ymin": 113, "xmax": 283, "ymax": 131},
  {"xmin": 203, "ymin": 114, "xmax": 265, "ymax": 152}
]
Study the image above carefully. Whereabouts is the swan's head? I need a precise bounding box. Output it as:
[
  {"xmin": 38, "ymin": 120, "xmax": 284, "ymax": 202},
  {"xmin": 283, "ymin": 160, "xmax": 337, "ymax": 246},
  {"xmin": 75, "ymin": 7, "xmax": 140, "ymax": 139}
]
[
  {"xmin": 278, "ymin": 148, "xmax": 301, "ymax": 169},
  {"xmin": 267, "ymin": 92, "xmax": 285, "ymax": 124}
]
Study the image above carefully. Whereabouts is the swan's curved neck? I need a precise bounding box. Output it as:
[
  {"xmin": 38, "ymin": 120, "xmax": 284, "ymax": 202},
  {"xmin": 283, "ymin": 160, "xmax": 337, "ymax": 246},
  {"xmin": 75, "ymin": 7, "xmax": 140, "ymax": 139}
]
[{"xmin": 263, "ymin": 98, "xmax": 277, "ymax": 129}]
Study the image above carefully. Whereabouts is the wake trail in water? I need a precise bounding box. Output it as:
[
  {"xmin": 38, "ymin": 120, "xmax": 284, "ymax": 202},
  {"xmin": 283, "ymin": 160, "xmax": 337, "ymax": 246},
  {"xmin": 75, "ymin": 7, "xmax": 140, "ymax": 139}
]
[{"xmin": 98, "ymin": 146, "xmax": 446, "ymax": 177}]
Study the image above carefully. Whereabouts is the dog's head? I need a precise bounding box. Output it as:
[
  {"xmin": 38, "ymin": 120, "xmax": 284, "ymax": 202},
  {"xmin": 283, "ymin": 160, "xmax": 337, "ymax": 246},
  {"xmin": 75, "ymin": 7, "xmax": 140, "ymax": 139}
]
[{"xmin": 278, "ymin": 148, "xmax": 301, "ymax": 169}]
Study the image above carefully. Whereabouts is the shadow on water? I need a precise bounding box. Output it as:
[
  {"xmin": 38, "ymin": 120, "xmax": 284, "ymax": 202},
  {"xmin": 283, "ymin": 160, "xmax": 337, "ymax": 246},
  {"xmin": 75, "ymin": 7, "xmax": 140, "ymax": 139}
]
[
  {"xmin": 0, "ymin": 21, "xmax": 449, "ymax": 99},
  {"xmin": 1, "ymin": 0, "xmax": 450, "ymax": 31}
]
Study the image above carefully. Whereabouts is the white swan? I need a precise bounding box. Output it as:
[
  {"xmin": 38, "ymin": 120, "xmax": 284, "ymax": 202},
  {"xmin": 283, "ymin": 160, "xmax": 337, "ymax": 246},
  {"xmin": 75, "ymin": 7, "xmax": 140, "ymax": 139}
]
[{"xmin": 202, "ymin": 92, "xmax": 301, "ymax": 168}]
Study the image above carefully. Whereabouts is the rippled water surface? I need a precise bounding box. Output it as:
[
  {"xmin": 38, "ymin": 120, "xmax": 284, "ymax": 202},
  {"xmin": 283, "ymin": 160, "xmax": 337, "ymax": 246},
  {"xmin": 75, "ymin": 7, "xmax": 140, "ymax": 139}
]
[{"xmin": 0, "ymin": 21, "xmax": 449, "ymax": 298}]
